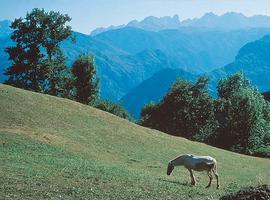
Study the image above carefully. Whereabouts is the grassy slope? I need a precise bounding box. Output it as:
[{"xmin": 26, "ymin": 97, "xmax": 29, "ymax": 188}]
[{"xmin": 0, "ymin": 84, "xmax": 270, "ymax": 200}]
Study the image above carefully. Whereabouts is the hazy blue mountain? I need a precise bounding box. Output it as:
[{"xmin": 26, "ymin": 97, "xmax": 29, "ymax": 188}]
[
  {"xmin": 181, "ymin": 12, "xmax": 270, "ymax": 29},
  {"xmin": 0, "ymin": 20, "xmax": 14, "ymax": 82},
  {"xmin": 91, "ymin": 15, "xmax": 181, "ymax": 35},
  {"xmin": 209, "ymin": 34, "xmax": 270, "ymax": 93},
  {"xmin": 0, "ymin": 35, "xmax": 13, "ymax": 82},
  {"xmin": 94, "ymin": 27, "xmax": 270, "ymax": 72},
  {"xmin": 0, "ymin": 31, "xmax": 172, "ymax": 100},
  {"xmin": 1, "ymin": 19, "xmax": 270, "ymax": 101},
  {"xmin": 187, "ymin": 12, "xmax": 270, "ymax": 29},
  {"xmin": 120, "ymin": 68, "xmax": 196, "ymax": 118},
  {"xmin": 126, "ymin": 15, "xmax": 181, "ymax": 31},
  {"xmin": 121, "ymin": 34, "xmax": 270, "ymax": 118},
  {"xmin": 90, "ymin": 25, "xmax": 125, "ymax": 36},
  {"xmin": 59, "ymin": 32, "xmax": 173, "ymax": 100},
  {"xmin": 91, "ymin": 12, "xmax": 270, "ymax": 35},
  {"xmin": 0, "ymin": 20, "xmax": 12, "ymax": 37},
  {"xmin": 0, "ymin": 20, "xmax": 12, "ymax": 81}
]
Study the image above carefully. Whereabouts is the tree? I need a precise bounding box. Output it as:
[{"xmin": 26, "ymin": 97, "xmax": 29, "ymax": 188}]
[
  {"xmin": 5, "ymin": 8, "xmax": 72, "ymax": 94},
  {"xmin": 217, "ymin": 71, "xmax": 250, "ymax": 99},
  {"xmin": 214, "ymin": 72, "xmax": 270, "ymax": 154},
  {"xmin": 140, "ymin": 76, "xmax": 215, "ymax": 139},
  {"xmin": 140, "ymin": 102, "xmax": 159, "ymax": 128},
  {"xmin": 140, "ymin": 72, "xmax": 270, "ymax": 156},
  {"xmin": 72, "ymin": 54, "xmax": 99, "ymax": 104}
]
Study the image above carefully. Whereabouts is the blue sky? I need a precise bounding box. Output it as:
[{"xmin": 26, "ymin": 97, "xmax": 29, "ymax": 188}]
[{"xmin": 1, "ymin": 0, "xmax": 270, "ymax": 34}]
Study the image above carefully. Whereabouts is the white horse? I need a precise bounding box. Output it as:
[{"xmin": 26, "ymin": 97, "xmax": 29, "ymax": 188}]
[{"xmin": 167, "ymin": 154, "xmax": 219, "ymax": 189}]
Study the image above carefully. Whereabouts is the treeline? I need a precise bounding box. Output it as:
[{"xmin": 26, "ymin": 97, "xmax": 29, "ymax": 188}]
[
  {"xmin": 4, "ymin": 8, "xmax": 130, "ymax": 120},
  {"xmin": 140, "ymin": 73, "xmax": 270, "ymax": 157}
]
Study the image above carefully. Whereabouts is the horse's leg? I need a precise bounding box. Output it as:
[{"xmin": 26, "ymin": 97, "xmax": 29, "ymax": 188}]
[
  {"xmin": 206, "ymin": 170, "xmax": 213, "ymax": 188},
  {"xmin": 188, "ymin": 169, "xmax": 196, "ymax": 185},
  {"xmin": 212, "ymin": 165, "xmax": 219, "ymax": 189}
]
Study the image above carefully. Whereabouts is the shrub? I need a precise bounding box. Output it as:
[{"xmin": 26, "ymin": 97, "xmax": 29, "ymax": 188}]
[
  {"xmin": 93, "ymin": 99, "xmax": 132, "ymax": 120},
  {"xmin": 140, "ymin": 76, "xmax": 215, "ymax": 139}
]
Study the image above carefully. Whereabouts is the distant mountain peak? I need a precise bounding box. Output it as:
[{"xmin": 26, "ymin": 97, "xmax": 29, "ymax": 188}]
[
  {"xmin": 141, "ymin": 14, "xmax": 180, "ymax": 23},
  {"xmin": 203, "ymin": 12, "xmax": 217, "ymax": 17},
  {"xmin": 173, "ymin": 14, "xmax": 180, "ymax": 20},
  {"xmin": 223, "ymin": 12, "xmax": 244, "ymax": 16},
  {"xmin": 181, "ymin": 12, "xmax": 270, "ymax": 29},
  {"xmin": 90, "ymin": 24, "xmax": 125, "ymax": 36},
  {"xmin": 90, "ymin": 12, "xmax": 270, "ymax": 35},
  {"xmin": 0, "ymin": 20, "xmax": 12, "ymax": 37},
  {"xmin": 125, "ymin": 15, "xmax": 181, "ymax": 32},
  {"xmin": 91, "ymin": 15, "xmax": 181, "ymax": 35},
  {"xmin": 0, "ymin": 20, "xmax": 11, "ymax": 27}
]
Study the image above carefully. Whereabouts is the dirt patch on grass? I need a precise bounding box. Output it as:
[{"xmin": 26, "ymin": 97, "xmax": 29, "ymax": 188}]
[
  {"xmin": 0, "ymin": 127, "xmax": 66, "ymax": 145},
  {"xmin": 220, "ymin": 185, "xmax": 270, "ymax": 200}
]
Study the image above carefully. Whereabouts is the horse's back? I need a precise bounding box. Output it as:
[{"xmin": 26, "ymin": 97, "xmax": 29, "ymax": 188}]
[
  {"xmin": 184, "ymin": 154, "xmax": 217, "ymax": 171},
  {"xmin": 189, "ymin": 155, "xmax": 216, "ymax": 163},
  {"xmin": 200, "ymin": 156, "xmax": 215, "ymax": 162}
]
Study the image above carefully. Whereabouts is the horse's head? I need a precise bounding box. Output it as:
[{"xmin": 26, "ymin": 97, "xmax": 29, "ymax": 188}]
[{"xmin": 167, "ymin": 161, "xmax": 174, "ymax": 175}]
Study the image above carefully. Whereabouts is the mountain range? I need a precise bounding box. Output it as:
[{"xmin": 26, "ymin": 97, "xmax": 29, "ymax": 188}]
[
  {"xmin": 2, "ymin": 27, "xmax": 269, "ymax": 100},
  {"xmin": 0, "ymin": 20, "xmax": 11, "ymax": 37},
  {"xmin": 120, "ymin": 68, "xmax": 196, "ymax": 118},
  {"xmin": 210, "ymin": 34, "xmax": 270, "ymax": 93},
  {"xmin": 91, "ymin": 12, "xmax": 270, "ymax": 35},
  {"xmin": 84, "ymin": 26, "xmax": 270, "ymax": 101},
  {"xmin": 90, "ymin": 15, "xmax": 181, "ymax": 35},
  {"xmin": 121, "ymin": 34, "xmax": 270, "ymax": 118},
  {"xmin": 1, "ymin": 12, "xmax": 270, "ymax": 105}
]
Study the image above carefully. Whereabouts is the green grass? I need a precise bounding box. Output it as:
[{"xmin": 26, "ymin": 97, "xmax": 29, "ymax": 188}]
[{"xmin": 0, "ymin": 84, "xmax": 270, "ymax": 199}]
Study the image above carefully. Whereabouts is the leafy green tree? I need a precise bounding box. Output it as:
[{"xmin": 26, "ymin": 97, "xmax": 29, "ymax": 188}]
[
  {"xmin": 140, "ymin": 102, "xmax": 159, "ymax": 128},
  {"xmin": 5, "ymin": 8, "xmax": 72, "ymax": 94},
  {"xmin": 217, "ymin": 71, "xmax": 250, "ymax": 99},
  {"xmin": 140, "ymin": 76, "xmax": 215, "ymax": 139},
  {"xmin": 72, "ymin": 54, "xmax": 99, "ymax": 104},
  {"xmin": 214, "ymin": 72, "xmax": 270, "ymax": 154},
  {"xmin": 140, "ymin": 72, "xmax": 270, "ymax": 157}
]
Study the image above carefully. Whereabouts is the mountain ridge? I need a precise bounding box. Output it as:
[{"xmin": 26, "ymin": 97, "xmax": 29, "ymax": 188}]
[
  {"xmin": 121, "ymin": 33, "xmax": 270, "ymax": 118},
  {"xmin": 91, "ymin": 12, "xmax": 270, "ymax": 35},
  {"xmin": 0, "ymin": 20, "xmax": 12, "ymax": 37},
  {"xmin": 120, "ymin": 68, "xmax": 196, "ymax": 118},
  {"xmin": 1, "ymin": 16, "xmax": 270, "ymax": 101}
]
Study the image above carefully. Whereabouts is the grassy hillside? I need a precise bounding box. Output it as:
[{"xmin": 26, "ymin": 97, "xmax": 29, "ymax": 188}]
[{"xmin": 1, "ymin": 84, "xmax": 270, "ymax": 199}]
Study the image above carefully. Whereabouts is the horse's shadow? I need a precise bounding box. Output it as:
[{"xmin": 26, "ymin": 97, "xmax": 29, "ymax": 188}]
[{"xmin": 159, "ymin": 179, "xmax": 191, "ymax": 187}]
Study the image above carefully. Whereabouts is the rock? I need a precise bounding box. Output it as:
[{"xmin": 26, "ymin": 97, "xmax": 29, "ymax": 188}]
[{"xmin": 220, "ymin": 185, "xmax": 270, "ymax": 200}]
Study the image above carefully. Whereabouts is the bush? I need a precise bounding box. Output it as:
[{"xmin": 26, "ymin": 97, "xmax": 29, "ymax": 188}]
[
  {"xmin": 140, "ymin": 76, "xmax": 215, "ymax": 139},
  {"xmin": 139, "ymin": 72, "xmax": 270, "ymax": 157},
  {"xmin": 72, "ymin": 54, "xmax": 99, "ymax": 104},
  {"xmin": 93, "ymin": 99, "xmax": 132, "ymax": 120},
  {"xmin": 214, "ymin": 73, "xmax": 270, "ymax": 154}
]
